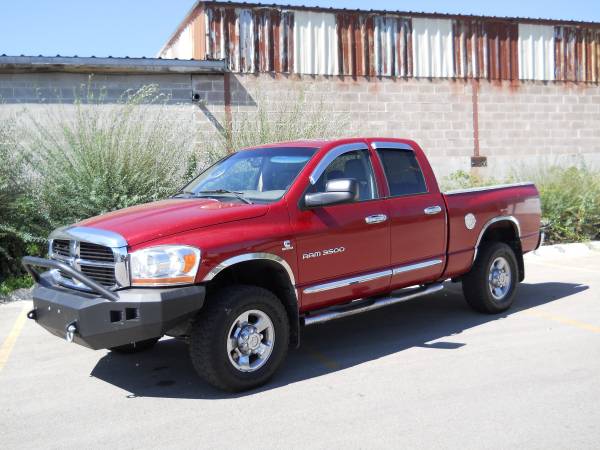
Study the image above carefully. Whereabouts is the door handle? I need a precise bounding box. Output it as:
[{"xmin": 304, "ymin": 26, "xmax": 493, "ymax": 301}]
[
  {"xmin": 365, "ymin": 214, "xmax": 388, "ymax": 224},
  {"xmin": 424, "ymin": 205, "xmax": 442, "ymax": 215}
]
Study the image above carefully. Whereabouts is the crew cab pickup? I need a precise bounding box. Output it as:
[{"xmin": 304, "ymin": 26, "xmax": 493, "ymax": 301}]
[{"xmin": 23, "ymin": 138, "xmax": 542, "ymax": 392}]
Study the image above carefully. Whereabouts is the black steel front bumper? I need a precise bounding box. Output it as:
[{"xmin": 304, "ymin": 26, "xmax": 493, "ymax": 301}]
[{"xmin": 22, "ymin": 256, "xmax": 205, "ymax": 350}]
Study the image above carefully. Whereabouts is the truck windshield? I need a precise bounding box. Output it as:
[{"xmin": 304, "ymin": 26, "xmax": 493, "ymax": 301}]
[{"xmin": 180, "ymin": 147, "xmax": 317, "ymax": 204}]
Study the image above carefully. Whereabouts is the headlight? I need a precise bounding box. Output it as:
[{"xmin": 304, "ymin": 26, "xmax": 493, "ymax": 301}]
[{"xmin": 130, "ymin": 245, "xmax": 201, "ymax": 286}]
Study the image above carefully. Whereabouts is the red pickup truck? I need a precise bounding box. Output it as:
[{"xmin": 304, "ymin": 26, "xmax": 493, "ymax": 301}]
[{"xmin": 23, "ymin": 138, "xmax": 542, "ymax": 392}]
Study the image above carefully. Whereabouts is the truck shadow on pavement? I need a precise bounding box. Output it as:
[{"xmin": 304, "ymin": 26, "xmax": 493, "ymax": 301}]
[{"xmin": 90, "ymin": 281, "xmax": 587, "ymax": 399}]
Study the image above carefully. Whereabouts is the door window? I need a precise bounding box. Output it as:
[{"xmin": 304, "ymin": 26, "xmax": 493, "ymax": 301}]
[
  {"xmin": 376, "ymin": 149, "xmax": 427, "ymax": 197},
  {"xmin": 308, "ymin": 149, "xmax": 377, "ymax": 201}
]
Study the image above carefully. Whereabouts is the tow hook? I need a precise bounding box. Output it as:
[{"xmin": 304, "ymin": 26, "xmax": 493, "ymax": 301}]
[
  {"xmin": 27, "ymin": 309, "xmax": 37, "ymax": 320},
  {"xmin": 65, "ymin": 322, "xmax": 77, "ymax": 343}
]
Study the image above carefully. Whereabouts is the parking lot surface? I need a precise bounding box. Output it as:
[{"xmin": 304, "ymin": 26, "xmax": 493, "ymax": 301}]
[{"xmin": 1, "ymin": 250, "xmax": 599, "ymax": 449}]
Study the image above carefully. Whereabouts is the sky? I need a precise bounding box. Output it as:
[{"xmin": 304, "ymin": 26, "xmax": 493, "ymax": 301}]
[{"xmin": 2, "ymin": 0, "xmax": 599, "ymax": 58}]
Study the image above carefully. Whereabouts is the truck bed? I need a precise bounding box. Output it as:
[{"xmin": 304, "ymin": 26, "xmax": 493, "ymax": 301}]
[{"xmin": 441, "ymin": 182, "xmax": 542, "ymax": 279}]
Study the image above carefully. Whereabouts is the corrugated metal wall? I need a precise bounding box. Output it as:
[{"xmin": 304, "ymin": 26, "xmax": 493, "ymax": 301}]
[
  {"xmin": 555, "ymin": 26, "xmax": 600, "ymax": 82},
  {"xmin": 162, "ymin": 3, "xmax": 600, "ymax": 83}
]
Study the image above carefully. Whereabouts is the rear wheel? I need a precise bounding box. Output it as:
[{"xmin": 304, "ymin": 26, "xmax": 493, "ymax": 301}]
[
  {"xmin": 110, "ymin": 337, "xmax": 160, "ymax": 354},
  {"xmin": 462, "ymin": 242, "xmax": 518, "ymax": 314},
  {"xmin": 189, "ymin": 285, "xmax": 289, "ymax": 392}
]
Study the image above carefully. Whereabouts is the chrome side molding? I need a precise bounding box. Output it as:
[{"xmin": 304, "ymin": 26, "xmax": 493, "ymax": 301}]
[
  {"xmin": 304, "ymin": 258, "xmax": 443, "ymax": 294},
  {"xmin": 392, "ymin": 259, "xmax": 442, "ymax": 275},
  {"xmin": 303, "ymin": 282, "xmax": 444, "ymax": 326},
  {"xmin": 303, "ymin": 269, "xmax": 391, "ymax": 294},
  {"xmin": 444, "ymin": 182, "xmax": 535, "ymax": 196}
]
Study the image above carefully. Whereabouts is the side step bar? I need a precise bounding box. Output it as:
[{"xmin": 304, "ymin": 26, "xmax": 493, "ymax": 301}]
[{"xmin": 302, "ymin": 283, "xmax": 444, "ymax": 326}]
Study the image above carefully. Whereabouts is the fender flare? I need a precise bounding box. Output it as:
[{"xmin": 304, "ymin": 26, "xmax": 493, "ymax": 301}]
[{"xmin": 472, "ymin": 215, "xmax": 521, "ymax": 263}]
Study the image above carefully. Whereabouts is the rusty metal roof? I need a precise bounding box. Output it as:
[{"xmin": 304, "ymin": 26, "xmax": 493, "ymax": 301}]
[
  {"xmin": 0, "ymin": 55, "xmax": 226, "ymax": 74},
  {"xmin": 160, "ymin": 1, "xmax": 600, "ymax": 59},
  {"xmin": 190, "ymin": 1, "xmax": 600, "ymax": 27},
  {"xmin": 160, "ymin": 1, "xmax": 600, "ymax": 83}
]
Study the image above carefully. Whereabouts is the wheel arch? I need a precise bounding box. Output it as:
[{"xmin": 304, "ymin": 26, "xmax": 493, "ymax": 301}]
[
  {"xmin": 473, "ymin": 216, "xmax": 524, "ymax": 281},
  {"xmin": 203, "ymin": 253, "xmax": 300, "ymax": 347}
]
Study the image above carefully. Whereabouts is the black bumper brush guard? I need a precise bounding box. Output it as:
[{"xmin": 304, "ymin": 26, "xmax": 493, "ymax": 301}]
[{"xmin": 22, "ymin": 256, "xmax": 205, "ymax": 350}]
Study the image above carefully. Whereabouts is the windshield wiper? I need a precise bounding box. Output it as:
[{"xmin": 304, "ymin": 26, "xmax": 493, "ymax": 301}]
[{"xmin": 194, "ymin": 189, "xmax": 253, "ymax": 204}]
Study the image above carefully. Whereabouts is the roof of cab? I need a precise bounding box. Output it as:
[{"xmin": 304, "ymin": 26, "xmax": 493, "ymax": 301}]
[{"xmin": 237, "ymin": 137, "xmax": 413, "ymax": 151}]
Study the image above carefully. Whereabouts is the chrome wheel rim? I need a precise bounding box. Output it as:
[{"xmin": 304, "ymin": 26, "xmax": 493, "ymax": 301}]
[
  {"xmin": 227, "ymin": 309, "xmax": 275, "ymax": 373},
  {"xmin": 488, "ymin": 256, "xmax": 512, "ymax": 301}
]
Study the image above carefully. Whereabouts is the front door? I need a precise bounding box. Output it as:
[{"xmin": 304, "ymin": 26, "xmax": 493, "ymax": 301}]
[{"xmin": 290, "ymin": 145, "xmax": 391, "ymax": 310}]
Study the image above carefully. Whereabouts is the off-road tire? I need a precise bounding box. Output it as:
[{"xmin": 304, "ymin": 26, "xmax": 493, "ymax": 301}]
[
  {"xmin": 189, "ymin": 285, "xmax": 289, "ymax": 392},
  {"xmin": 110, "ymin": 337, "xmax": 160, "ymax": 353},
  {"xmin": 462, "ymin": 242, "xmax": 518, "ymax": 314}
]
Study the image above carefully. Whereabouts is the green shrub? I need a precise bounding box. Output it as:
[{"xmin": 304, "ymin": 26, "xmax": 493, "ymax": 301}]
[
  {"xmin": 219, "ymin": 89, "xmax": 345, "ymax": 156},
  {"xmin": 0, "ymin": 275, "xmax": 33, "ymax": 297},
  {"xmin": 526, "ymin": 165, "xmax": 600, "ymax": 243},
  {"xmin": 441, "ymin": 170, "xmax": 501, "ymax": 191},
  {"xmin": 0, "ymin": 115, "xmax": 47, "ymax": 278},
  {"xmin": 23, "ymin": 84, "xmax": 196, "ymax": 231},
  {"xmin": 442, "ymin": 165, "xmax": 600, "ymax": 244}
]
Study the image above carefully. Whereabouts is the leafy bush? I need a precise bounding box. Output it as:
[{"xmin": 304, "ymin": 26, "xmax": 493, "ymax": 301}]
[
  {"xmin": 0, "ymin": 275, "xmax": 33, "ymax": 297},
  {"xmin": 441, "ymin": 170, "xmax": 501, "ymax": 191},
  {"xmin": 442, "ymin": 165, "xmax": 600, "ymax": 244},
  {"xmin": 0, "ymin": 115, "xmax": 47, "ymax": 278},
  {"xmin": 23, "ymin": 84, "xmax": 196, "ymax": 230},
  {"xmin": 219, "ymin": 89, "xmax": 345, "ymax": 156},
  {"xmin": 525, "ymin": 165, "xmax": 600, "ymax": 243}
]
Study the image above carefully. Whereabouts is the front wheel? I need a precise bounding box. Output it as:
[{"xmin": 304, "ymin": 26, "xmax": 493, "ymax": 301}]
[
  {"xmin": 462, "ymin": 242, "xmax": 518, "ymax": 314},
  {"xmin": 189, "ymin": 285, "xmax": 289, "ymax": 392}
]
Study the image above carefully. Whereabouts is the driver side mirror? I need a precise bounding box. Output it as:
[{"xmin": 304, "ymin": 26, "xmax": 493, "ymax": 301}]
[{"xmin": 304, "ymin": 178, "xmax": 359, "ymax": 208}]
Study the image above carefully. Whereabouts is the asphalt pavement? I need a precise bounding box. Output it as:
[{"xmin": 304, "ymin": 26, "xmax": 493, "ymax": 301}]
[{"xmin": 1, "ymin": 248, "xmax": 599, "ymax": 449}]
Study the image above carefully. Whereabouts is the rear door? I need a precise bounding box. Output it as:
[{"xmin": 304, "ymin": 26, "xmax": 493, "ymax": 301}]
[
  {"xmin": 371, "ymin": 142, "xmax": 446, "ymax": 290},
  {"xmin": 290, "ymin": 143, "xmax": 391, "ymax": 310}
]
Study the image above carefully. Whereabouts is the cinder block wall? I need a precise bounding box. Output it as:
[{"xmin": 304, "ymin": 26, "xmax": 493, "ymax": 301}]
[
  {"xmin": 225, "ymin": 74, "xmax": 600, "ymax": 178},
  {"xmin": 477, "ymin": 81, "xmax": 600, "ymax": 176},
  {"xmin": 2, "ymin": 71, "xmax": 599, "ymax": 181}
]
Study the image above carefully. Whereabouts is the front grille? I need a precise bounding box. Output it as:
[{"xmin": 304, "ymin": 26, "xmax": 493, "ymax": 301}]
[
  {"xmin": 52, "ymin": 239, "xmax": 70, "ymax": 258},
  {"xmin": 80, "ymin": 265, "xmax": 117, "ymax": 286},
  {"xmin": 80, "ymin": 242, "xmax": 114, "ymax": 262},
  {"xmin": 51, "ymin": 239, "xmax": 120, "ymax": 289}
]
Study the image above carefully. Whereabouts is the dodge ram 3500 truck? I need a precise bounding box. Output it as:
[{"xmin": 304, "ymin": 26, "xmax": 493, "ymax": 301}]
[{"xmin": 23, "ymin": 138, "xmax": 542, "ymax": 392}]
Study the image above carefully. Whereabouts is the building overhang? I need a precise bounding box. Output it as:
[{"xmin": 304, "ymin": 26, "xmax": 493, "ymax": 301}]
[{"xmin": 0, "ymin": 55, "xmax": 227, "ymax": 75}]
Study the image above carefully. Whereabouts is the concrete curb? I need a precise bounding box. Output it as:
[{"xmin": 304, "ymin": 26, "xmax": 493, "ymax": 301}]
[{"xmin": 526, "ymin": 241, "xmax": 600, "ymax": 258}]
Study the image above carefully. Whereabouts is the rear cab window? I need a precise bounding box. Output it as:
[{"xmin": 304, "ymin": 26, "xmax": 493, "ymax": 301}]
[{"xmin": 376, "ymin": 148, "xmax": 428, "ymax": 197}]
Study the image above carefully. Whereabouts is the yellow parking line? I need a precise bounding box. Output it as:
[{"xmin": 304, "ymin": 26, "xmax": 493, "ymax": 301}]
[
  {"xmin": 527, "ymin": 260, "xmax": 600, "ymax": 275},
  {"xmin": 0, "ymin": 304, "xmax": 30, "ymax": 373},
  {"xmin": 525, "ymin": 309, "xmax": 600, "ymax": 334}
]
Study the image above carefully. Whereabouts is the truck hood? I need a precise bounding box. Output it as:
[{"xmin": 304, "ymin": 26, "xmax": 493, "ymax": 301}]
[{"xmin": 78, "ymin": 198, "xmax": 270, "ymax": 246}]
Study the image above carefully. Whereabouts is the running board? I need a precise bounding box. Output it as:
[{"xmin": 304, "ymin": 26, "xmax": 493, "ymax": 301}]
[{"xmin": 302, "ymin": 283, "xmax": 444, "ymax": 326}]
